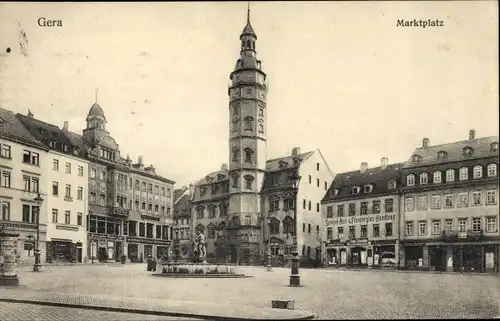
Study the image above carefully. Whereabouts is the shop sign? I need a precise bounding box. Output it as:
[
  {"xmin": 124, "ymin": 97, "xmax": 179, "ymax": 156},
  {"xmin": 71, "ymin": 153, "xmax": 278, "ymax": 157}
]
[
  {"xmin": 56, "ymin": 225, "xmax": 79, "ymax": 232},
  {"xmin": 126, "ymin": 236, "xmax": 171, "ymax": 246},
  {"xmin": 0, "ymin": 221, "xmax": 36, "ymax": 230},
  {"xmin": 325, "ymin": 213, "xmax": 396, "ymax": 227},
  {"xmin": 348, "ymin": 238, "xmax": 370, "ymax": 245},
  {"xmin": 88, "ymin": 233, "xmax": 124, "ymax": 240}
]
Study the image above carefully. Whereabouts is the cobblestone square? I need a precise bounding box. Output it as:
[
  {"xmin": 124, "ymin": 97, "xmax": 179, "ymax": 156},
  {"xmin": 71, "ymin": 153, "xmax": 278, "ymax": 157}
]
[{"xmin": 10, "ymin": 264, "xmax": 500, "ymax": 319}]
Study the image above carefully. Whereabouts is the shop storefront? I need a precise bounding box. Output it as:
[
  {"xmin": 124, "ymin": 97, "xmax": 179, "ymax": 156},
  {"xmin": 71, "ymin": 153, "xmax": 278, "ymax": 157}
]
[
  {"xmin": 46, "ymin": 238, "xmax": 75, "ymax": 263},
  {"xmin": 88, "ymin": 233, "xmax": 125, "ymax": 262},
  {"xmin": 371, "ymin": 241, "xmax": 398, "ymax": 269},
  {"xmin": 347, "ymin": 239, "xmax": 371, "ymax": 267},
  {"xmin": 325, "ymin": 239, "xmax": 347, "ymax": 267},
  {"xmin": 125, "ymin": 236, "xmax": 171, "ymax": 262},
  {"xmin": 401, "ymin": 242, "xmax": 425, "ymax": 270}
]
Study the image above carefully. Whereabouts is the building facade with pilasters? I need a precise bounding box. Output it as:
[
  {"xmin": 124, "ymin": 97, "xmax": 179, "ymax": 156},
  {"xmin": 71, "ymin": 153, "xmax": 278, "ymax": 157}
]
[
  {"xmin": 0, "ymin": 108, "xmax": 49, "ymax": 265},
  {"xmin": 400, "ymin": 130, "xmax": 499, "ymax": 273},
  {"xmin": 322, "ymin": 159, "xmax": 403, "ymax": 269}
]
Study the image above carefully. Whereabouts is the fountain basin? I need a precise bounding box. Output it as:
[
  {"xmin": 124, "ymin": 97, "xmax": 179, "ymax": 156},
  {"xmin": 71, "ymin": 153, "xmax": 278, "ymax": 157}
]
[{"xmin": 156, "ymin": 262, "xmax": 252, "ymax": 278}]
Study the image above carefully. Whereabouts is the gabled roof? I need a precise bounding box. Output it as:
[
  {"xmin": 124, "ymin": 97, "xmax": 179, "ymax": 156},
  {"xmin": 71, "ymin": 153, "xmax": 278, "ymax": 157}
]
[
  {"xmin": 322, "ymin": 162, "xmax": 405, "ymax": 203},
  {"xmin": 174, "ymin": 194, "xmax": 191, "ymax": 218},
  {"xmin": 16, "ymin": 113, "xmax": 77, "ymax": 155},
  {"xmin": 195, "ymin": 169, "xmax": 229, "ymax": 186},
  {"xmin": 404, "ymin": 136, "xmax": 499, "ymax": 169},
  {"xmin": 173, "ymin": 187, "xmax": 188, "ymax": 203},
  {"xmin": 265, "ymin": 151, "xmax": 314, "ymax": 172},
  {"xmin": 0, "ymin": 107, "xmax": 46, "ymax": 149}
]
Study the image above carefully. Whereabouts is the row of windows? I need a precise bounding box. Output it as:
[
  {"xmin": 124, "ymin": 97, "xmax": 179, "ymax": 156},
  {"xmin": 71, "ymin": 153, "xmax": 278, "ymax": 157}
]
[
  {"xmin": 89, "ymin": 168, "xmax": 171, "ymax": 197},
  {"xmin": 173, "ymin": 227, "xmax": 190, "ymax": 240},
  {"xmin": 195, "ymin": 204, "xmax": 229, "ymax": 219},
  {"xmin": 53, "ymin": 159, "xmax": 84, "ymax": 176},
  {"xmin": 52, "ymin": 182, "xmax": 84, "ymax": 200},
  {"xmin": 326, "ymin": 223, "xmax": 394, "ymax": 240},
  {"xmin": 174, "ymin": 218, "xmax": 191, "ymax": 226},
  {"xmin": 326, "ymin": 199, "xmax": 395, "ymax": 218},
  {"xmin": 199, "ymin": 183, "xmax": 229, "ymax": 197},
  {"xmin": 405, "ymin": 216, "xmax": 498, "ymax": 236},
  {"xmin": 88, "ymin": 215, "xmax": 171, "ymax": 240},
  {"xmin": 0, "ymin": 171, "xmax": 41, "ymax": 193},
  {"xmin": 0, "ymin": 143, "xmax": 12, "ymax": 159},
  {"xmin": 51, "ymin": 209, "xmax": 83, "ymax": 225},
  {"xmin": 302, "ymin": 222, "xmax": 320, "ymax": 236},
  {"xmin": 89, "ymin": 192, "xmax": 171, "ymax": 215},
  {"xmin": 268, "ymin": 218, "xmax": 295, "ymax": 235},
  {"xmin": 405, "ymin": 189, "xmax": 497, "ymax": 211},
  {"xmin": 307, "ymin": 175, "xmax": 328, "ymax": 191},
  {"xmin": 406, "ymin": 164, "xmax": 497, "ymax": 186}
]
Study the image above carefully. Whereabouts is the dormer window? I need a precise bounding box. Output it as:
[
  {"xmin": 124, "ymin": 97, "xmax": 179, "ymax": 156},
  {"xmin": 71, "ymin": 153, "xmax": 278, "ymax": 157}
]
[
  {"xmin": 63, "ymin": 145, "xmax": 68, "ymax": 152},
  {"xmin": 463, "ymin": 146, "xmax": 473, "ymax": 156},
  {"xmin": 412, "ymin": 154, "xmax": 421, "ymax": 163},
  {"xmin": 406, "ymin": 174, "xmax": 415, "ymax": 186},
  {"xmin": 217, "ymin": 174, "xmax": 225, "ymax": 181},
  {"xmin": 333, "ymin": 189, "xmax": 339, "ymax": 197},
  {"xmin": 0, "ymin": 122, "xmax": 4, "ymax": 133},
  {"xmin": 364, "ymin": 185, "xmax": 373, "ymax": 193},
  {"xmin": 387, "ymin": 180, "xmax": 397, "ymax": 190},
  {"xmin": 491, "ymin": 142, "xmax": 499, "ymax": 152},
  {"xmin": 352, "ymin": 186, "xmax": 360, "ymax": 195},
  {"xmin": 279, "ymin": 160, "xmax": 288, "ymax": 169},
  {"xmin": 437, "ymin": 150, "xmax": 448, "ymax": 160}
]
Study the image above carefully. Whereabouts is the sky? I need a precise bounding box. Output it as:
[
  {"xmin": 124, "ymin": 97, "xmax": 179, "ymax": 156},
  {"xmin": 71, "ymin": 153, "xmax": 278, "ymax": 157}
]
[{"xmin": 0, "ymin": 1, "xmax": 498, "ymax": 188}]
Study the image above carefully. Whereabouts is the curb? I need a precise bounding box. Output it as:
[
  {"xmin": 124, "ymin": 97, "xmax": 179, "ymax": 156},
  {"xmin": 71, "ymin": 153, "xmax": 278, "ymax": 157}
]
[
  {"xmin": 0, "ymin": 290, "xmax": 315, "ymax": 321},
  {"xmin": 326, "ymin": 268, "xmax": 499, "ymax": 276}
]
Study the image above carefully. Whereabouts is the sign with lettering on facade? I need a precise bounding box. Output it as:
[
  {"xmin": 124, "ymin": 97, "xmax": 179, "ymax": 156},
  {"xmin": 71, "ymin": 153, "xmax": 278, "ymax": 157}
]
[
  {"xmin": 325, "ymin": 213, "xmax": 396, "ymax": 227},
  {"xmin": 347, "ymin": 238, "xmax": 370, "ymax": 245},
  {"xmin": 0, "ymin": 221, "xmax": 36, "ymax": 230},
  {"xmin": 56, "ymin": 225, "xmax": 79, "ymax": 232},
  {"xmin": 125, "ymin": 236, "xmax": 171, "ymax": 246}
]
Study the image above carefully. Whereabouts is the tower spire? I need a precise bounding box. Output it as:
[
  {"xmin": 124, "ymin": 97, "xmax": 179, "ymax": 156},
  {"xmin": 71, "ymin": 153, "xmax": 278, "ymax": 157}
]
[
  {"xmin": 95, "ymin": 88, "xmax": 98, "ymax": 104},
  {"xmin": 247, "ymin": 2, "xmax": 250, "ymax": 24}
]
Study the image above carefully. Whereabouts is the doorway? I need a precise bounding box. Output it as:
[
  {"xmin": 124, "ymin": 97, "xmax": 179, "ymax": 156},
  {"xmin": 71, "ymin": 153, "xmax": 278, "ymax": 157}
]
[
  {"xmin": 77, "ymin": 248, "xmax": 82, "ymax": 263},
  {"xmin": 98, "ymin": 247, "xmax": 107, "ymax": 262},
  {"xmin": 429, "ymin": 246, "xmax": 447, "ymax": 271},
  {"xmin": 114, "ymin": 242, "xmax": 122, "ymax": 261}
]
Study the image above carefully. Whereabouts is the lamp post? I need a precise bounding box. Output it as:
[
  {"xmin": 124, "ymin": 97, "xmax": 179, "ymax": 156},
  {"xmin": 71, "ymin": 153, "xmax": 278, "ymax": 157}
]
[
  {"xmin": 289, "ymin": 171, "xmax": 301, "ymax": 287},
  {"xmin": 266, "ymin": 217, "xmax": 272, "ymax": 272},
  {"xmin": 33, "ymin": 193, "xmax": 44, "ymax": 272}
]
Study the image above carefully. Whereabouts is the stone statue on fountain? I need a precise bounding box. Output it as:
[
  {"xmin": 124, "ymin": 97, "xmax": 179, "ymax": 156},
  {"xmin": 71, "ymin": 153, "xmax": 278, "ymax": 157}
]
[{"xmin": 193, "ymin": 231, "xmax": 207, "ymax": 263}]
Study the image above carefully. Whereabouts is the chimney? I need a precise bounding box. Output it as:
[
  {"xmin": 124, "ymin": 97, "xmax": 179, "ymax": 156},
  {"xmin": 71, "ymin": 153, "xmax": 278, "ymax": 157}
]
[
  {"xmin": 381, "ymin": 157, "xmax": 388, "ymax": 169},
  {"xmin": 469, "ymin": 129, "xmax": 476, "ymax": 140},
  {"xmin": 138, "ymin": 156, "xmax": 143, "ymax": 165},
  {"xmin": 360, "ymin": 162, "xmax": 368, "ymax": 173},
  {"xmin": 188, "ymin": 183, "xmax": 194, "ymax": 196},
  {"xmin": 221, "ymin": 164, "xmax": 228, "ymax": 171},
  {"xmin": 63, "ymin": 121, "xmax": 69, "ymax": 131},
  {"xmin": 422, "ymin": 138, "xmax": 430, "ymax": 149},
  {"xmin": 292, "ymin": 147, "xmax": 301, "ymax": 156}
]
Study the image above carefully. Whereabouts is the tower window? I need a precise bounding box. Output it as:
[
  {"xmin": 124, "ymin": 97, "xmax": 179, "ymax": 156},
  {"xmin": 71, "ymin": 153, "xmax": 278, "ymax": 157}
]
[
  {"xmin": 232, "ymin": 147, "xmax": 239, "ymax": 161},
  {"xmin": 259, "ymin": 108, "xmax": 264, "ymax": 117},
  {"xmin": 244, "ymin": 148, "xmax": 254, "ymax": 163},
  {"xmin": 258, "ymin": 124, "xmax": 264, "ymax": 133},
  {"xmin": 232, "ymin": 175, "xmax": 239, "ymax": 188},
  {"xmin": 244, "ymin": 175, "xmax": 254, "ymax": 190}
]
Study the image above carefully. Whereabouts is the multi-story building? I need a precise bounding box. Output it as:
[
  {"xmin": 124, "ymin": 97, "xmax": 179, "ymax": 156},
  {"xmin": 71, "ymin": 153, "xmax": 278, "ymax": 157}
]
[
  {"xmin": 263, "ymin": 148, "xmax": 333, "ymax": 267},
  {"xmin": 173, "ymin": 185, "xmax": 193, "ymax": 260},
  {"xmin": 16, "ymin": 115, "xmax": 89, "ymax": 263},
  {"xmin": 322, "ymin": 158, "xmax": 403, "ymax": 268},
  {"xmin": 62, "ymin": 101, "xmax": 175, "ymax": 263},
  {"xmin": 189, "ymin": 11, "xmax": 333, "ymax": 266},
  {"xmin": 400, "ymin": 130, "xmax": 499, "ymax": 273},
  {"xmin": 0, "ymin": 108, "xmax": 49, "ymax": 264}
]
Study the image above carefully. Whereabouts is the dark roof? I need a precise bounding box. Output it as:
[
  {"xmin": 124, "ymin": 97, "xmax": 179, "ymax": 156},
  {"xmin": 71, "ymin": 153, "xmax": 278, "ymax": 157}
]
[
  {"xmin": 16, "ymin": 113, "xmax": 78, "ymax": 155},
  {"xmin": 0, "ymin": 107, "xmax": 46, "ymax": 149},
  {"xmin": 174, "ymin": 194, "xmax": 191, "ymax": 218},
  {"xmin": 173, "ymin": 187, "xmax": 188, "ymax": 203},
  {"xmin": 195, "ymin": 170, "xmax": 229, "ymax": 186},
  {"xmin": 62, "ymin": 130, "xmax": 87, "ymax": 149},
  {"xmin": 265, "ymin": 151, "xmax": 313, "ymax": 172},
  {"xmin": 87, "ymin": 103, "xmax": 106, "ymax": 121},
  {"xmin": 241, "ymin": 22, "xmax": 256, "ymax": 38},
  {"xmin": 322, "ymin": 162, "xmax": 405, "ymax": 203},
  {"xmin": 404, "ymin": 136, "xmax": 499, "ymax": 169}
]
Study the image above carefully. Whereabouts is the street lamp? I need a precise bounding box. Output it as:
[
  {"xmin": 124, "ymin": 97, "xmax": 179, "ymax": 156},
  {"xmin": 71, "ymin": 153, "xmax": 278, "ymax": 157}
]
[
  {"xmin": 266, "ymin": 217, "xmax": 272, "ymax": 272},
  {"xmin": 33, "ymin": 193, "xmax": 44, "ymax": 272},
  {"xmin": 289, "ymin": 171, "xmax": 301, "ymax": 287}
]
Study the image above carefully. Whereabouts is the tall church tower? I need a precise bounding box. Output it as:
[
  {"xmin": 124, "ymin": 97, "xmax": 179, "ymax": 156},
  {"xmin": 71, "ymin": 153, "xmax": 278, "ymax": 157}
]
[{"xmin": 227, "ymin": 6, "xmax": 268, "ymax": 265}]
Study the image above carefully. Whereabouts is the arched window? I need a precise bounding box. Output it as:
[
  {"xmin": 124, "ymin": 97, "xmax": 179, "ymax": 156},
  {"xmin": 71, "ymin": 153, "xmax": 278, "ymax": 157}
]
[
  {"xmin": 459, "ymin": 167, "xmax": 468, "ymax": 180},
  {"xmin": 419, "ymin": 173, "xmax": 428, "ymax": 185},
  {"xmin": 487, "ymin": 164, "xmax": 497, "ymax": 177},
  {"xmin": 244, "ymin": 148, "xmax": 254, "ymax": 163},
  {"xmin": 433, "ymin": 171, "xmax": 442, "ymax": 184},
  {"xmin": 258, "ymin": 124, "xmax": 264, "ymax": 133},
  {"xmin": 473, "ymin": 165, "xmax": 483, "ymax": 179},
  {"xmin": 244, "ymin": 175, "xmax": 254, "ymax": 190},
  {"xmin": 244, "ymin": 116, "xmax": 254, "ymax": 132},
  {"xmin": 445, "ymin": 169, "xmax": 455, "ymax": 182},
  {"xmin": 207, "ymin": 224, "xmax": 215, "ymax": 238},
  {"xmin": 232, "ymin": 174, "xmax": 239, "ymax": 188},
  {"xmin": 407, "ymin": 174, "xmax": 415, "ymax": 186}
]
